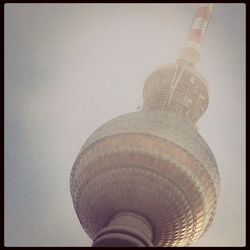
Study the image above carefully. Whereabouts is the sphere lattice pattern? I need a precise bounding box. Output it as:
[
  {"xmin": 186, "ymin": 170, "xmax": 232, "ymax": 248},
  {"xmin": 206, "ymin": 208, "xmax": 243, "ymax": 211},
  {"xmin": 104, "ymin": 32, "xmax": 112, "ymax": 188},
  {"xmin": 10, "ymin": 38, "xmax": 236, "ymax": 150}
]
[{"xmin": 70, "ymin": 111, "xmax": 220, "ymax": 246}]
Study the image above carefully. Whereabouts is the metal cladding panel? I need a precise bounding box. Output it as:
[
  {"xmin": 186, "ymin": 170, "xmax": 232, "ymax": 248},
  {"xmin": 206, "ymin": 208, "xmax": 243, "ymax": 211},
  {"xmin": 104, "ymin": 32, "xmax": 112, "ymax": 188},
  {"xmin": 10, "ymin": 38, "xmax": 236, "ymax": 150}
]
[{"xmin": 75, "ymin": 111, "xmax": 219, "ymax": 194}]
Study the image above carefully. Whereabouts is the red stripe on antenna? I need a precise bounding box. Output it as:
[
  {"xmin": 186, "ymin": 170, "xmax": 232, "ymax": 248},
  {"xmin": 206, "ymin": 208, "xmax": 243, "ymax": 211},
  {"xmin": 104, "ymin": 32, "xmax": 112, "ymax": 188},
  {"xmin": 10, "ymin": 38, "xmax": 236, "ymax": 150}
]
[
  {"xmin": 188, "ymin": 29, "xmax": 203, "ymax": 43},
  {"xmin": 196, "ymin": 6, "xmax": 210, "ymax": 19}
]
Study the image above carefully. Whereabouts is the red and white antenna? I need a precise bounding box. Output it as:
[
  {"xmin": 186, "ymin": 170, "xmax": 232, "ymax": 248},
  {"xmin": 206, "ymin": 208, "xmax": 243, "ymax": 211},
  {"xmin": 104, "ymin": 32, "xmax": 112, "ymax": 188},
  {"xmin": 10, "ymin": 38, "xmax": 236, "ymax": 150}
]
[{"xmin": 177, "ymin": 4, "xmax": 214, "ymax": 66}]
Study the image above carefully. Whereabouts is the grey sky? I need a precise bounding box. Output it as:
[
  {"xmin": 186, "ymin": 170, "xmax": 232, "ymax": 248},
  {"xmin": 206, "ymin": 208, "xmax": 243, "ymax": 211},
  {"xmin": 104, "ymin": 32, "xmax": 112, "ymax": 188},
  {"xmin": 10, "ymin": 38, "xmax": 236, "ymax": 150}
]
[{"xmin": 5, "ymin": 3, "xmax": 245, "ymax": 246}]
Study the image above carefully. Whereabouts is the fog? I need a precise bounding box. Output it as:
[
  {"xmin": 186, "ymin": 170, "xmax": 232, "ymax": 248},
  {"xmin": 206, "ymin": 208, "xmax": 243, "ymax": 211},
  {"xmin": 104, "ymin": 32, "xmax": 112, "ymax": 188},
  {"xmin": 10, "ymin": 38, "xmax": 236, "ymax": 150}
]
[{"xmin": 5, "ymin": 3, "xmax": 245, "ymax": 246}]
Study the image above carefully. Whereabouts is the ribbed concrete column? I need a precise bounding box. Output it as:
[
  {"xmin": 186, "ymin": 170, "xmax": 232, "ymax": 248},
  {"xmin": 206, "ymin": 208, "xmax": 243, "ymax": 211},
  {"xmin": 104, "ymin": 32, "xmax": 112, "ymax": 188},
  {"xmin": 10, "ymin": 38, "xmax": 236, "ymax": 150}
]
[{"xmin": 92, "ymin": 212, "xmax": 153, "ymax": 247}]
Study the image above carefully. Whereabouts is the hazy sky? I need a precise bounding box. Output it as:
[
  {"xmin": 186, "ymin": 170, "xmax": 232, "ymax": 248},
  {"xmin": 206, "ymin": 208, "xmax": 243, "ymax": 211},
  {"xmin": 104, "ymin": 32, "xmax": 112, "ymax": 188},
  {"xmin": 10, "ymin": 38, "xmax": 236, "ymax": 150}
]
[{"xmin": 5, "ymin": 3, "xmax": 245, "ymax": 247}]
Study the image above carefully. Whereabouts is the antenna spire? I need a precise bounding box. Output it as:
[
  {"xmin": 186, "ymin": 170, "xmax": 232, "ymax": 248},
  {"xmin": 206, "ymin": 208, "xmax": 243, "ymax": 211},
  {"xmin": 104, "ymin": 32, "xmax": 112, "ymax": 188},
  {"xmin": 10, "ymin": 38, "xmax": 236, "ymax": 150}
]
[{"xmin": 177, "ymin": 4, "xmax": 214, "ymax": 66}]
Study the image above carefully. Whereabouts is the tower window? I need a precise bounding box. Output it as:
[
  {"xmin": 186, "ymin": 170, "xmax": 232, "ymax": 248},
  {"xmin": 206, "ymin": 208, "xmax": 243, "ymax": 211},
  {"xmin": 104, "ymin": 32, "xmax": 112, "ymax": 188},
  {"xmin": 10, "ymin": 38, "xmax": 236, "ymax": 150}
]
[{"xmin": 190, "ymin": 76, "xmax": 196, "ymax": 84}]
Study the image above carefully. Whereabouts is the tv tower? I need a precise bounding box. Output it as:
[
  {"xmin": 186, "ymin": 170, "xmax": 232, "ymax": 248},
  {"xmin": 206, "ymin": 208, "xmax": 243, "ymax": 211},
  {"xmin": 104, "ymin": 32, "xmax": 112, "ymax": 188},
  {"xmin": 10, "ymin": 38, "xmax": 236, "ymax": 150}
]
[{"xmin": 70, "ymin": 4, "xmax": 220, "ymax": 247}]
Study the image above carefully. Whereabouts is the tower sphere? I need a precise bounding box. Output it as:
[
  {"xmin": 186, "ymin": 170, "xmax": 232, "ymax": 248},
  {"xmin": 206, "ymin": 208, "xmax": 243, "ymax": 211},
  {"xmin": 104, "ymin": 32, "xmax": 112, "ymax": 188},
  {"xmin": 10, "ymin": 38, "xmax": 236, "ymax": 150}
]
[{"xmin": 70, "ymin": 64, "xmax": 220, "ymax": 247}]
